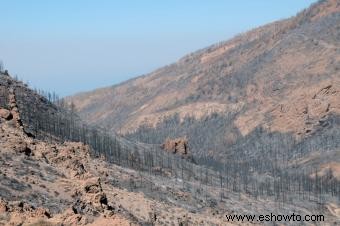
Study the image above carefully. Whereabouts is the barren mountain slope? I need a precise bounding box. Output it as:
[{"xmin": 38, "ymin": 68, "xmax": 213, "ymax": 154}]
[
  {"xmin": 1, "ymin": 92, "xmax": 340, "ymax": 226},
  {"xmin": 0, "ymin": 75, "xmax": 246, "ymax": 225},
  {"xmin": 68, "ymin": 0, "xmax": 340, "ymax": 138}
]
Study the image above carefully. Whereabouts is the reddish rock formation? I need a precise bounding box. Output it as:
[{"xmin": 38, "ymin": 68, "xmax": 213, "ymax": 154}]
[
  {"xmin": 0, "ymin": 199, "xmax": 51, "ymax": 222},
  {"xmin": 71, "ymin": 177, "xmax": 113, "ymax": 216},
  {"xmin": 161, "ymin": 137, "xmax": 190, "ymax": 157},
  {"xmin": 0, "ymin": 108, "xmax": 12, "ymax": 120}
]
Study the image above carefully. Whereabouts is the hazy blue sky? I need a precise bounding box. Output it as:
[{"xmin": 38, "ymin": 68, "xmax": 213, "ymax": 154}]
[{"xmin": 1, "ymin": 0, "xmax": 316, "ymax": 96}]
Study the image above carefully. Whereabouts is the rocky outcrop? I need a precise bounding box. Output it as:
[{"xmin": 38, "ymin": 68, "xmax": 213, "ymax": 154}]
[
  {"xmin": 0, "ymin": 74, "xmax": 36, "ymax": 137},
  {"xmin": 0, "ymin": 120, "xmax": 32, "ymax": 156},
  {"xmin": 161, "ymin": 137, "xmax": 190, "ymax": 158},
  {"xmin": 0, "ymin": 108, "xmax": 12, "ymax": 120},
  {"xmin": 72, "ymin": 177, "xmax": 114, "ymax": 217},
  {"xmin": 0, "ymin": 198, "xmax": 51, "ymax": 225},
  {"xmin": 48, "ymin": 142, "xmax": 91, "ymax": 179},
  {"xmin": 0, "ymin": 103, "xmax": 116, "ymax": 222},
  {"xmin": 6, "ymin": 201, "xmax": 51, "ymax": 218},
  {"xmin": 0, "ymin": 113, "xmax": 125, "ymax": 225},
  {"xmin": 8, "ymin": 87, "xmax": 24, "ymax": 130}
]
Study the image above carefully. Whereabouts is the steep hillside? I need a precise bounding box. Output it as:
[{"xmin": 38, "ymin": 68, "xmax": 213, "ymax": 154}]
[
  {"xmin": 0, "ymin": 73, "xmax": 254, "ymax": 225},
  {"xmin": 0, "ymin": 105, "xmax": 234, "ymax": 225},
  {"xmin": 69, "ymin": 0, "xmax": 339, "ymax": 138},
  {"xmin": 1, "ymin": 74, "xmax": 340, "ymax": 225},
  {"xmin": 1, "ymin": 1, "xmax": 340, "ymax": 225}
]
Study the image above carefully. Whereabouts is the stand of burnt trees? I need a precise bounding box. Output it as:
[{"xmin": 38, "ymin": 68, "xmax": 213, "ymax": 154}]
[
  {"xmin": 0, "ymin": 86, "xmax": 9, "ymax": 109},
  {"xmin": 126, "ymin": 107, "xmax": 340, "ymax": 204},
  {"xmin": 3, "ymin": 75, "xmax": 339, "ymax": 206},
  {"xmin": 0, "ymin": 73, "xmax": 10, "ymax": 109}
]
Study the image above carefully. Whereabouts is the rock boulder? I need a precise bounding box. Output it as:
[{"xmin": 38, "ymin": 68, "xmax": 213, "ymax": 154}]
[
  {"xmin": 0, "ymin": 108, "xmax": 12, "ymax": 120},
  {"xmin": 161, "ymin": 137, "xmax": 191, "ymax": 157}
]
